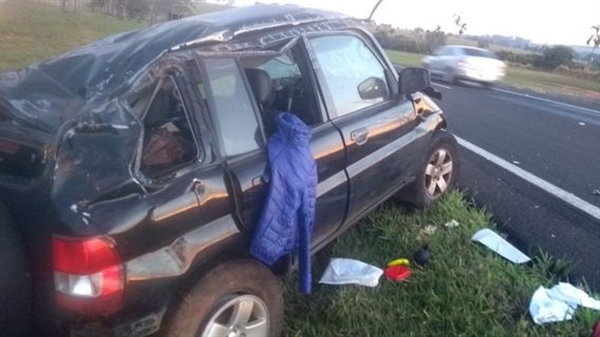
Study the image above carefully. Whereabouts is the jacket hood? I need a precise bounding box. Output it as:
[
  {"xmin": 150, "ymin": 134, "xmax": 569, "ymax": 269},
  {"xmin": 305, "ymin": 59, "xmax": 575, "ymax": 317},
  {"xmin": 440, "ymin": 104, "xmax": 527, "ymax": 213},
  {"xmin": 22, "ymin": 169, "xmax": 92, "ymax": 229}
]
[{"xmin": 275, "ymin": 112, "xmax": 312, "ymax": 146}]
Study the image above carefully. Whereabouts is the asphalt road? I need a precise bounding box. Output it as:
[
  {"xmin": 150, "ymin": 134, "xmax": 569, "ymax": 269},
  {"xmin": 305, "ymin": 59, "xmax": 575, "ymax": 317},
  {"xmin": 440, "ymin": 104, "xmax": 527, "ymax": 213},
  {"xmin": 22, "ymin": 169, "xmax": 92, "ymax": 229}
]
[{"xmin": 429, "ymin": 79, "xmax": 600, "ymax": 290}]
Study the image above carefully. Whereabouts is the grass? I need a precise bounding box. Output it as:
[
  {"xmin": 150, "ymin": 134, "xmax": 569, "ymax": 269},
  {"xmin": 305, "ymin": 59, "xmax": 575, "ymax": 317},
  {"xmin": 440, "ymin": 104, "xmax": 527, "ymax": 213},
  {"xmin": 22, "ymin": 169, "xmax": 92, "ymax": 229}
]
[
  {"xmin": 385, "ymin": 49, "xmax": 423, "ymax": 68},
  {"xmin": 0, "ymin": 1, "xmax": 143, "ymax": 72},
  {"xmin": 504, "ymin": 66, "xmax": 600, "ymax": 98},
  {"xmin": 0, "ymin": 0, "xmax": 228, "ymax": 72},
  {"xmin": 283, "ymin": 192, "xmax": 600, "ymax": 337},
  {"xmin": 386, "ymin": 49, "xmax": 600, "ymax": 99}
]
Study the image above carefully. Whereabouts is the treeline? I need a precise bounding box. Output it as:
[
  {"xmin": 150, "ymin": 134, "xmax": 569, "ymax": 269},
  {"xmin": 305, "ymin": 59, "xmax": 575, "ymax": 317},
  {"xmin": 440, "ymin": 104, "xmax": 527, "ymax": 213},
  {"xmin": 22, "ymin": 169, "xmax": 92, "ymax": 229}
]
[
  {"xmin": 369, "ymin": 25, "xmax": 446, "ymax": 55},
  {"xmin": 33, "ymin": 0, "xmax": 196, "ymax": 22},
  {"xmin": 496, "ymin": 45, "xmax": 600, "ymax": 71},
  {"xmin": 369, "ymin": 23, "xmax": 599, "ymax": 72}
]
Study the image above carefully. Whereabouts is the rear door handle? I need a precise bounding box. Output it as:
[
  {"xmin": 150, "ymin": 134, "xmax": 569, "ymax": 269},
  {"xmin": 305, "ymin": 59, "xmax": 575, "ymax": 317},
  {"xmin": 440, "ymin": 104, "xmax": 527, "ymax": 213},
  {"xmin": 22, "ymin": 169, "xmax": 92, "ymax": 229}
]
[
  {"xmin": 351, "ymin": 128, "xmax": 369, "ymax": 145},
  {"xmin": 192, "ymin": 179, "xmax": 205, "ymax": 195}
]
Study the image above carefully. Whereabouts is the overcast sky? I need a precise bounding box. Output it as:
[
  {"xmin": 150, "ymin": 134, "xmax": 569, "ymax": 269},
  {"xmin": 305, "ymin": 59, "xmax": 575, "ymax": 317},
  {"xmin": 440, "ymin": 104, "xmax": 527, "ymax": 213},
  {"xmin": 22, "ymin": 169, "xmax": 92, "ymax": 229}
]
[{"xmin": 233, "ymin": 0, "xmax": 600, "ymax": 46}]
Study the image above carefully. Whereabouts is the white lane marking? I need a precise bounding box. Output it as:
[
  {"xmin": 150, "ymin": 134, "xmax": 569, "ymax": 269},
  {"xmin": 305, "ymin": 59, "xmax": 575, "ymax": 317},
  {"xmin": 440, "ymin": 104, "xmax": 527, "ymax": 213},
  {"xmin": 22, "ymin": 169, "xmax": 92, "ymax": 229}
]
[
  {"xmin": 455, "ymin": 136, "xmax": 600, "ymax": 221},
  {"xmin": 432, "ymin": 82, "xmax": 452, "ymax": 90},
  {"xmin": 492, "ymin": 87, "xmax": 600, "ymax": 115}
]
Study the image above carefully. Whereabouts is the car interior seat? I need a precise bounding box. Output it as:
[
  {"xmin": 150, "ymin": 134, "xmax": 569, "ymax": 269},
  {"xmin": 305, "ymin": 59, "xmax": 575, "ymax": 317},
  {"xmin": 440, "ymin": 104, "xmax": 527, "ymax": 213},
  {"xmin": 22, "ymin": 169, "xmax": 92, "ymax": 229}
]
[{"xmin": 244, "ymin": 68, "xmax": 281, "ymax": 135}]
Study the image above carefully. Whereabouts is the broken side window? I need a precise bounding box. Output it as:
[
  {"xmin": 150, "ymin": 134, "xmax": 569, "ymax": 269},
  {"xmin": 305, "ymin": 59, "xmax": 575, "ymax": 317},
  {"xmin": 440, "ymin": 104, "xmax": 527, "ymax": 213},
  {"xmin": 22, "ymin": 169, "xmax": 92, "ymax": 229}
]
[{"xmin": 140, "ymin": 76, "xmax": 198, "ymax": 179}]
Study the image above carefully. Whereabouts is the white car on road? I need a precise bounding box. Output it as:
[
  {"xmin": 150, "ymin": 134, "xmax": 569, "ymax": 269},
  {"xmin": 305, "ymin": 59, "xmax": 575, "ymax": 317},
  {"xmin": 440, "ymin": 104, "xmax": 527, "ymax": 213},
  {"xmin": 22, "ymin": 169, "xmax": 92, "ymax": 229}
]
[{"xmin": 422, "ymin": 45, "xmax": 506, "ymax": 87}]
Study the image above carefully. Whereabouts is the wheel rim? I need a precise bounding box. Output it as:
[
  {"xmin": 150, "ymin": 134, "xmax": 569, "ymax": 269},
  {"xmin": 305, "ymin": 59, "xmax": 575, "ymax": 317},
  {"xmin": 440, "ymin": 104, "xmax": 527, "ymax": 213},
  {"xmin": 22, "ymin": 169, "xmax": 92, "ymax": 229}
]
[
  {"xmin": 424, "ymin": 148, "xmax": 453, "ymax": 198},
  {"xmin": 200, "ymin": 294, "xmax": 269, "ymax": 337}
]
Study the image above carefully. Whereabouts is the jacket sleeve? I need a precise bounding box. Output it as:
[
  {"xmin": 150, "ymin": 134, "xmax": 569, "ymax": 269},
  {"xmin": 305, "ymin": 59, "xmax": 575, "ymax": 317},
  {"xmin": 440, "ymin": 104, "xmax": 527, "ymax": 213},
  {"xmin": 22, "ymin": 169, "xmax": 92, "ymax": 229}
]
[{"xmin": 298, "ymin": 161, "xmax": 318, "ymax": 294}]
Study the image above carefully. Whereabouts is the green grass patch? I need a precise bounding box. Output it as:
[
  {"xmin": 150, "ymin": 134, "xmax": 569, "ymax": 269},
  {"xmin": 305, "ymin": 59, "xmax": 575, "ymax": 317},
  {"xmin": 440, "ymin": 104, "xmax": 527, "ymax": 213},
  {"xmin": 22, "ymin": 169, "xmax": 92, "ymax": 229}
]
[
  {"xmin": 504, "ymin": 66, "xmax": 600, "ymax": 98},
  {"xmin": 0, "ymin": 2, "xmax": 143, "ymax": 72},
  {"xmin": 283, "ymin": 192, "xmax": 599, "ymax": 337},
  {"xmin": 385, "ymin": 49, "xmax": 423, "ymax": 68}
]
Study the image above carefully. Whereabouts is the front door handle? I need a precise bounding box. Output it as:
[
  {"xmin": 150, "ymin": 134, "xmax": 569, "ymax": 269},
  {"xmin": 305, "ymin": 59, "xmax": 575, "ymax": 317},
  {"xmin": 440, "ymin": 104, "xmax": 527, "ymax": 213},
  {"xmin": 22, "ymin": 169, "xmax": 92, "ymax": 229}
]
[
  {"xmin": 351, "ymin": 128, "xmax": 369, "ymax": 146},
  {"xmin": 252, "ymin": 173, "xmax": 270, "ymax": 187}
]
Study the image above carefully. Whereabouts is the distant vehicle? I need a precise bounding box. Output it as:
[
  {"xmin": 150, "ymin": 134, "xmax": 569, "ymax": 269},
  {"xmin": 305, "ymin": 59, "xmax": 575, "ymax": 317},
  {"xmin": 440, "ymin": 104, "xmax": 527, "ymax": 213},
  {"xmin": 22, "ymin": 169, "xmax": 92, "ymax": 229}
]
[
  {"xmin": 0, "ymin": 4, "xmax": 457, "ymax": 337},
  {"xmin": 422, "ymin": 45, "xmax": 506, "ymax": 87}
]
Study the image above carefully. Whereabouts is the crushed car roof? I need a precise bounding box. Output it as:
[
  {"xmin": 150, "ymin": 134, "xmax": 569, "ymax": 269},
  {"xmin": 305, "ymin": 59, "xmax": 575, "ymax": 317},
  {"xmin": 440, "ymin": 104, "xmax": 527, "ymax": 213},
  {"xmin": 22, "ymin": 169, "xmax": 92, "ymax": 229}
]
[{"xmin": 0, "ymin": 4, "xmax": 347, "ymax": 132}]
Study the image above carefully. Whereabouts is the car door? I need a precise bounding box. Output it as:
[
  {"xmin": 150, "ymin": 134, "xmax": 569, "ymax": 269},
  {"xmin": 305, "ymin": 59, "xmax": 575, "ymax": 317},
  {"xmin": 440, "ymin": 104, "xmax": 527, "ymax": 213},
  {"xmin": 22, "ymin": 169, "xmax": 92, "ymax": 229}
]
[
  {"xmin": 199, "ymin": 58, "xmax": 267, "ymax": 236},
  {"xmin": 305, "ymin": 31, "xmax": 421, "ymax": 223},
  {"xmin": 200, "ymin": 55, "xmax": 348, "ymax": 247},
  {"xmin": 126, "ymin": 66, "xmax": 233, "ymax": 254}
]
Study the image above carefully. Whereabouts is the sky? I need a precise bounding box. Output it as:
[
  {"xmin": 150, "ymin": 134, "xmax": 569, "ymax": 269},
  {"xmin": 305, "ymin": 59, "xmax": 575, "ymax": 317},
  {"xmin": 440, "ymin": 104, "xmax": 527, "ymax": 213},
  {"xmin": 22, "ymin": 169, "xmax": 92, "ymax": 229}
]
[{"xmin": 233, "ymin": 0, "xmax": 600, "ymax": 46}]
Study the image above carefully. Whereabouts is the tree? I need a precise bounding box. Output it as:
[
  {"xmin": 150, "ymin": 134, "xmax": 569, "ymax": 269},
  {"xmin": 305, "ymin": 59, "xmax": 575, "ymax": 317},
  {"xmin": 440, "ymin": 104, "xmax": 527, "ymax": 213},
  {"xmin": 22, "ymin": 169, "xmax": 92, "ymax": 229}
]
[
  {"xmin": 587, "ymin": 25, "xmax": 600, "ymax": 50},
  {"xmin": 539, "ymin": 45, "xmax": 574, "ymax": 69},
  {"xmin": 477, "ymin": 40, "xmax": 490, "ymax": 48},
  {"xmin": 452, "ymin": 14, "xmax": 467, "ymax": 35},
  {"xmin": 425, "ymin": 30, "xmax": 446, "ymax": 53},
  {"xmin": 125, "ymin": 0, "xmax": 151, "ymax": 19}
]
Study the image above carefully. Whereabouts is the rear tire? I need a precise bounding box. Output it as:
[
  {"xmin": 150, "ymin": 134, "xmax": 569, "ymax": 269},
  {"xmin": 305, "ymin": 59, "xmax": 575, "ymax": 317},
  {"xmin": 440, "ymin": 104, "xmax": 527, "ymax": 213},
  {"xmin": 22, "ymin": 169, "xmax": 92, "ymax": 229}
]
[
  {"xmin": 398, "ymin": 131, "xmax": 459, "ymax": 209},
  {"xmin": 0, "ymin": 203, "xmax": 32, "ymax": 337},
  {"xmin": 165, "ymin": 259, "xmax": 283, "ymax": 337}
]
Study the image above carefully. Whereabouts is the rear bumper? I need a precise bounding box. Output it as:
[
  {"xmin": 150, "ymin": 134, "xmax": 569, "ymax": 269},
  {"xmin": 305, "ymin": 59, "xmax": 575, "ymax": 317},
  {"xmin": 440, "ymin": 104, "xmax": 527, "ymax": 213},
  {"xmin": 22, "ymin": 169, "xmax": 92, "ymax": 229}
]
[{"xmin": 59, "ymin": 307, "xmax": 166, "ymax": 337}]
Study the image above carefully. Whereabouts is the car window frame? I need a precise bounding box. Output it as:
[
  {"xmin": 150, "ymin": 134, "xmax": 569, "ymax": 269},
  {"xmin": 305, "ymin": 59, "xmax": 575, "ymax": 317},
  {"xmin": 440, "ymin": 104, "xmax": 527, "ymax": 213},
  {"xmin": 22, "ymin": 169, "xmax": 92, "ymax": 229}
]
[
  {"xmin": 199, "ymin": 57, "xmax": 266, "ymax": 162},
  {"xmin": 132, "ymin": 67, "xmax": 209, "ymax": 186},
  {"xmin": 303, "ymin": 30, "xmax": 397, "ymax": 121}
]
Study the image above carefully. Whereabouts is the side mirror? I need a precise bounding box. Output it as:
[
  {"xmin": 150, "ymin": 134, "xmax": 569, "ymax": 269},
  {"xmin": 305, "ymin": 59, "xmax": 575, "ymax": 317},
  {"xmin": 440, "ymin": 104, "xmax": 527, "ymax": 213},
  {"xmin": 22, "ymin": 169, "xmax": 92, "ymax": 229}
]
[
  {"xmin": 357, "ymin": 77, "xmax": 388, "ymax": 100},
  {"xmin": 398, "ymin": 67, "xmax": 431, "ymax": 95}
]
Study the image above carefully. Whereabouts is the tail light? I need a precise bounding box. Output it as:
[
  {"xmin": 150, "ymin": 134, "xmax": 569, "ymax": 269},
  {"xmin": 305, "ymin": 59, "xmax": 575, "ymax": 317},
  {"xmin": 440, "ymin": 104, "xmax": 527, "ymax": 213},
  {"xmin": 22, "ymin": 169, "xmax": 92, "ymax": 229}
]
[{"xmin": 52, "ymin": 236, "xmax": 124, "ymax": 316}]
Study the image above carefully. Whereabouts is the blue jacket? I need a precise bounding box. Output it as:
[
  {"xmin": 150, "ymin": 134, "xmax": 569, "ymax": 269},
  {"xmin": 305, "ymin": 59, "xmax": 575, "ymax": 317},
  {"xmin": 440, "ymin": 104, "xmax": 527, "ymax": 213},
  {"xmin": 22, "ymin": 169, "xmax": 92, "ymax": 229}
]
[{"xmin": 250, "ymin": 112, "xmax": 317, "ymax": 294}]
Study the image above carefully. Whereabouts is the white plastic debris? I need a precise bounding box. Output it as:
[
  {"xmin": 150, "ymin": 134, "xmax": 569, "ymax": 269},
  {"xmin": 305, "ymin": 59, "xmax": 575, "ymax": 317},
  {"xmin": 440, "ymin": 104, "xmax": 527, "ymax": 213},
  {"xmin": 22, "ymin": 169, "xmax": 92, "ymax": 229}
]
[
  {"xmin": 444, "ymin": 220, "xmax": 460, "ymax": 228},
  {"xmin": 422, "ymin": 225, "xmax": 437, "ymax": 235},
  {"xmin": 319, "ymin": 258, "xmax": 383, "ymax": 287},
  {"xmin": 471, "ymin": 228, "xmax": 531, "ymax": 264},
  {"xmin": 578, "ymin": 122, "xmax": 586, "ymax": 126},
  {"xmin": 529, "ymin": 282, "xmax": 600, "ymax": 325}
]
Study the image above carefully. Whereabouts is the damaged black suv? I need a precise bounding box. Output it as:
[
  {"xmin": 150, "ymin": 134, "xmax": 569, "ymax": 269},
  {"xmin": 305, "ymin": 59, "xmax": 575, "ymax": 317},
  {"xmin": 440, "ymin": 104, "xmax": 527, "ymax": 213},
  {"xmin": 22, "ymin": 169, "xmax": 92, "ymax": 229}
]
[{"xmin": 0, "ymin": 5, "xmax": 458, "ymax": 337}]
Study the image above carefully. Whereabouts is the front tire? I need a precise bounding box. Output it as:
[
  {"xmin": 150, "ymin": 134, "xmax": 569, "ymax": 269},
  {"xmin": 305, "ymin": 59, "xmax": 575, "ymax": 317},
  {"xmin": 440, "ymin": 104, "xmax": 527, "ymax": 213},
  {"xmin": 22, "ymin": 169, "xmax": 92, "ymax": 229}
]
[
  {"xmin": 400, "ymin": 131, "xmax": 459, "ymax": 209},
  {"xmin": 443, "ymin": 67, "xmax": 457, "ymax": 84},
  {"xmin": 165, "ymin": 259, "xmax": 283, "ymax": 337}
]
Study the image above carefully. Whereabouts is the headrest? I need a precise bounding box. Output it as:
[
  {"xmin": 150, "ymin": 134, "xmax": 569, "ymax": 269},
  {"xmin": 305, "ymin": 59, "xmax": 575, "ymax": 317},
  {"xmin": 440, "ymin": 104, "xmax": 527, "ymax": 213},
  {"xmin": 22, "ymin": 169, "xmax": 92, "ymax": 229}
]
[{"xmin": 245, "ymin": 68, "xmax": 272, "ymax": 107}]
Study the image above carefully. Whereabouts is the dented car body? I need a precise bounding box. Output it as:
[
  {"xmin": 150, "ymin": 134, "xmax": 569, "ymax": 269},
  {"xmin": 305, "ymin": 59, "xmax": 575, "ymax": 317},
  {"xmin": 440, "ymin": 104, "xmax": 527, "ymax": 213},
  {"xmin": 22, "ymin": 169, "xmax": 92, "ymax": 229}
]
[{"xmin": 0, "ymin": 5, "xmax": 455, "ymax": 337}]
